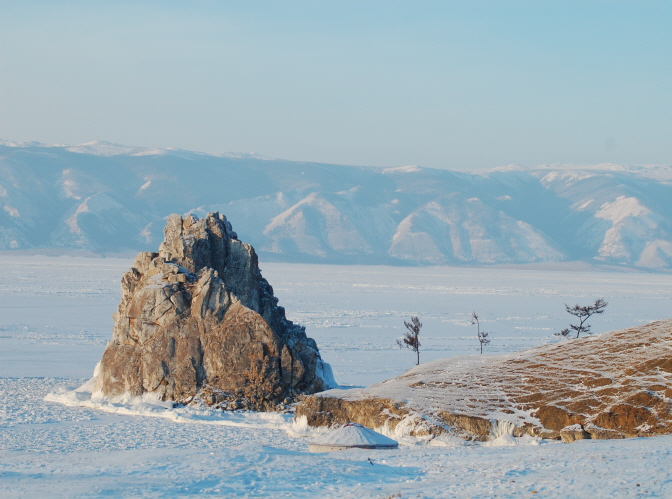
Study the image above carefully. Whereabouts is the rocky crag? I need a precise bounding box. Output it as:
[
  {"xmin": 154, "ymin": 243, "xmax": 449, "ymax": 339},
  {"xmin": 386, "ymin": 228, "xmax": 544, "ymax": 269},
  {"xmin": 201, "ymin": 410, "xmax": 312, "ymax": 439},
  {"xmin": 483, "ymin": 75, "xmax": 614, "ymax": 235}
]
[
  {"xmin": 94, "ymin": 212, "xmax": 333, "ymax": 410},
  {"xmin": 296, "ymin": 320, "xmax": 672, "ymax": 442}
]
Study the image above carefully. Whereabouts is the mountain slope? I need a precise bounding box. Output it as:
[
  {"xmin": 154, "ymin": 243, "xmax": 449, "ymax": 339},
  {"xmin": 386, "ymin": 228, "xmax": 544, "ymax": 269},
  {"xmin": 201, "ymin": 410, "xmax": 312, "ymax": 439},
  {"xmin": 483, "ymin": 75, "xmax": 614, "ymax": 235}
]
[
  {"xmin": 389, "ymin": 193, "xmax": 564, "ymax": 265},
  {"xmin": 1, "ymin": 141, "xmax": 671, "ymax": 269}
]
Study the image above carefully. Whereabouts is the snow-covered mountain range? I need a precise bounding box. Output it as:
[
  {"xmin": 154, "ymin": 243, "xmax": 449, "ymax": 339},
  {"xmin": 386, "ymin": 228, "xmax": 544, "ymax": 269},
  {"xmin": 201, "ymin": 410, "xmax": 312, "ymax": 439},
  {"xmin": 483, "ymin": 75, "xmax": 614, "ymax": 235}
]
[{"xmin": 1, "ymin": 140, "xmax": 671, "ymax": 269}]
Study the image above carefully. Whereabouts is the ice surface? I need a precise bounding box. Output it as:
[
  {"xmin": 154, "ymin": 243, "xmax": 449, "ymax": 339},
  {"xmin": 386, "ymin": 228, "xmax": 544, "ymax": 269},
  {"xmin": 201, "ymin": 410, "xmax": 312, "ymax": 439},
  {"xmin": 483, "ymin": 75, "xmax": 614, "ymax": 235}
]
[
  {"xmin": 260, "ymin": 262, "xmax": 672, "ymax": 385},
  {"xmin": 1, "ymin": 256, "xmax": 672, "ymax": 497},
  {"xmin": 0, "ymin": 256, "xmax": 128, "ymax": 378}
]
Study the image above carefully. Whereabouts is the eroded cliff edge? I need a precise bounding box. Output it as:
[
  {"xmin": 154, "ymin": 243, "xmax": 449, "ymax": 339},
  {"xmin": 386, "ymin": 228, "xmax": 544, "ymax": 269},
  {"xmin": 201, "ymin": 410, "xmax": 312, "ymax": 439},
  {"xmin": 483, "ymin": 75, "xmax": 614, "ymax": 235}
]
[
  {"xmin": 94, "ymin": 212, "xmax": 333, "ymax": 410},
  {"xmin": 296, "ymin": 320, "xmax": 672, "ymax": 442}
]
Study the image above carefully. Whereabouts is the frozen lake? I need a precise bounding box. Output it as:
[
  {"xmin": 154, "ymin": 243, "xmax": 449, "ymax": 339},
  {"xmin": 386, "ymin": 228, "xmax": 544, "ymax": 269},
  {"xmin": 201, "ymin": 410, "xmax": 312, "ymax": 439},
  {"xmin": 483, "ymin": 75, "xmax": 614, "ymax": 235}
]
[
  {"xmin": 2, "ymin": 255, "xmax": 670, "ymax": 385},
  {"xmin": 1, "ymin": 256, "xmax": 671, "ymax": 497},
  {"xmin": 263, "ymin": 263, "xmax": 672, "ymax": 385}
]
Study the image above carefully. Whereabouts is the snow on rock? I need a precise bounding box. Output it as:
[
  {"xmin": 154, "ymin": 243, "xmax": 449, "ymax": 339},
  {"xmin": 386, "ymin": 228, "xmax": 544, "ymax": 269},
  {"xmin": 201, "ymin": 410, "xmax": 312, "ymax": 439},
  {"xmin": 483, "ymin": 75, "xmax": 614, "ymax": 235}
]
[
  {"xmin": 65, "ymin": 141, "xmax": 166, "ymax": 157},
  {"xmin": 638, "ymin": 240, "xmax": 672, "ymax": 268},
  {"xmin": 51, "ymin": 192, "xmax": 147, "ymax": 251},
  {"xmin": 296, "ymin": 319, "xmax": 672, "ymax": 442},
  {"xmin": 593, "ymin": 196, "xmax": 664, "ymax": 263},
  {"xmin": 381, "ymin": 165, "xmax": 422, "ymax": 174},
  {"xmin": 389, "ymin": 193, "xmax": 564, "ymax": 264},
  {"xmin": 538, "ymin": 170, "xmax": 597, "ymax": 188},
  {"xmin": 536, "ymin": 168, "xmax": 672, "ymax": 266},
  {"xmin": 263, "ymin": 192, "xmax": 372, "ymax": 257},
  {"xmin": 94, "ymin": 212, "xmax": 333, "ymax": 411}
]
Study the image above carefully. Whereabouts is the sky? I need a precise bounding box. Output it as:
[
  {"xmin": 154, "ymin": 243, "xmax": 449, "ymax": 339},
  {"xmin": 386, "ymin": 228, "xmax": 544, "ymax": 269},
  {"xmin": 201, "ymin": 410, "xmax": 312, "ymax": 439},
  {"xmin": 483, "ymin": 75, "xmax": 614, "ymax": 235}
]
[{"xmin": 1, "ymin": 1, "xmax": 670, "ymax": 170}]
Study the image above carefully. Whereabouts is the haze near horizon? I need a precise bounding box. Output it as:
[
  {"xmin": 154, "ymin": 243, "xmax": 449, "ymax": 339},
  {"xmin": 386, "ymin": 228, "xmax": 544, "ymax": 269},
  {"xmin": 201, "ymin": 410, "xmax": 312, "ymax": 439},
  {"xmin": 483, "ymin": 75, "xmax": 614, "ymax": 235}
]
[{"xmin": 1, "ymin": 1, "xmax": 670, "ymax": 170}]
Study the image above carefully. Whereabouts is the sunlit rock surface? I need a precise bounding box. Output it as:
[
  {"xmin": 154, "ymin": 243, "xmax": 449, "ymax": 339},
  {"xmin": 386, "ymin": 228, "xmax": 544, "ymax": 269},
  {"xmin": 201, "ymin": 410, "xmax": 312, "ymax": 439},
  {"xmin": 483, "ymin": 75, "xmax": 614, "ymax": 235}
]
[
  {"xmin": 297, "ymin": 320, "xmax": 672, "ymax": 441},
  {"xmin": 95, "ymin": 212, "xmax": 332, "ymax": 410}
]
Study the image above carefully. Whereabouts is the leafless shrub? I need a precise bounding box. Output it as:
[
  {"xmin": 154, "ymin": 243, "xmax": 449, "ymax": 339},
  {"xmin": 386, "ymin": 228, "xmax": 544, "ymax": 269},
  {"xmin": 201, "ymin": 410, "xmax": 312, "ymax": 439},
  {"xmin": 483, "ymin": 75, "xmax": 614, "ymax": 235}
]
[
  {"xmin": 472, "ymin": 311, "xmax": 491, "ymax": 354},
  {"xmin": 556, "ymin": 298, "xmax": 608, "ymax": 338}
]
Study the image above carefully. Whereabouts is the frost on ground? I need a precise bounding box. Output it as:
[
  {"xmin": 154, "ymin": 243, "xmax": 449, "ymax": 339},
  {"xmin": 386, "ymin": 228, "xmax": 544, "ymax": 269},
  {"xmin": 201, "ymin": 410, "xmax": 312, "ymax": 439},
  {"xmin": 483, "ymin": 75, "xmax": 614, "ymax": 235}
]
[
  {"xmin": 1, "ymin": 256, "xmax": 672, "ymax": 497},
  {"xmin": 300, "ymin": 319, "xmax": 672, "ymax": 440}
]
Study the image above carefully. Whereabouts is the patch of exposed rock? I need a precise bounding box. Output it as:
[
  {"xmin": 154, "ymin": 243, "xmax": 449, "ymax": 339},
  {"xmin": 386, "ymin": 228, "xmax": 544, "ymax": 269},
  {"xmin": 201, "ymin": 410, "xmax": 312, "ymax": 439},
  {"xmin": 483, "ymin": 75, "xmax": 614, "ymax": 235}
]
[
  {"xmin": 296, "ymin": 320, "xmax": 672, "ymax": 442},
  {"xmin": 94, "ymin": 212, "xmax": 333, "ymax": 410}
]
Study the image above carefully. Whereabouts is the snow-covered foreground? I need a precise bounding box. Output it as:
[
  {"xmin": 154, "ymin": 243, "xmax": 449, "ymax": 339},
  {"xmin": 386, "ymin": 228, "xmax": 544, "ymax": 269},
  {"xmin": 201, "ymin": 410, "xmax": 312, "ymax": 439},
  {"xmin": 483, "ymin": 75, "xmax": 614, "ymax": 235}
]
[{"xmin": 1, "ymin": 256, "xmax": 671, "ymax": 497}]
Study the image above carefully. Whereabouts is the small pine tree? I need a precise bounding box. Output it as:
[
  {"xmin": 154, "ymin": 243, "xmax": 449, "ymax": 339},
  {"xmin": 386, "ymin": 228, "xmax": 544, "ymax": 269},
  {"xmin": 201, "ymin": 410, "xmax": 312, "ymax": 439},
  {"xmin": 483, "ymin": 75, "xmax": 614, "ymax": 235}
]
[
  {"xmin": 472, "ymin": 311, "xmax": 491, "ymax": 354},
  {"xmin": 397, "ymin": 316, "xmax": 422, "ymax": 365},
  {"xmin": 556, "ymin": 298, "xmax": 608, "ymax": 338}
]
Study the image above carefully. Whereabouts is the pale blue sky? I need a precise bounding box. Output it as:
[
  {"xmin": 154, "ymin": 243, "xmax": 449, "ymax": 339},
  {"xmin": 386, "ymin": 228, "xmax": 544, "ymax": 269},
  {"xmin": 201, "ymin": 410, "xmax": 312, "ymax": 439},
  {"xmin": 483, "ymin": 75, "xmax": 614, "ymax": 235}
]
[{"xmin": 1, "ymin": 1, "xmax": 670, "ymax": 169}]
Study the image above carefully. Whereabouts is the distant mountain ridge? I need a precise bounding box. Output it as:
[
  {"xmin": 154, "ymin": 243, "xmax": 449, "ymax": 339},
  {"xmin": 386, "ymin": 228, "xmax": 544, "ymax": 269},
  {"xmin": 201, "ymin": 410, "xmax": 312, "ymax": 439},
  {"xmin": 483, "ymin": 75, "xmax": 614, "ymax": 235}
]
[{"xmin": 1, "ymin": 140, "xmax": 671, "ymax": 269}]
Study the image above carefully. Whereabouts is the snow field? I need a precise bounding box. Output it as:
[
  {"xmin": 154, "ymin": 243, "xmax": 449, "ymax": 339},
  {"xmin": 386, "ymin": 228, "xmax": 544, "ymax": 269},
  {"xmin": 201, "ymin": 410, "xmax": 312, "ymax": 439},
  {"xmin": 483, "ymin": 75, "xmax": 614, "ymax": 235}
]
[
  {"xmin": 1, "ymin": 256, "xmax": 671, "ymax": 497},
  {"xmin": 2, "ymin": 378, "xmax": 672, "ymax": 498}
]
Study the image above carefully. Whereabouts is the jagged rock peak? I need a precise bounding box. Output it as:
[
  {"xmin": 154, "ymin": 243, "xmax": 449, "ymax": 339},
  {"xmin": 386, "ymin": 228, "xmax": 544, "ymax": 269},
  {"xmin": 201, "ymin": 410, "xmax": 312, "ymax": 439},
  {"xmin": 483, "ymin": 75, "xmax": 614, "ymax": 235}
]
[{"xmin": 94, "ymin": 212, "xmax": 334, "ymax": 411}]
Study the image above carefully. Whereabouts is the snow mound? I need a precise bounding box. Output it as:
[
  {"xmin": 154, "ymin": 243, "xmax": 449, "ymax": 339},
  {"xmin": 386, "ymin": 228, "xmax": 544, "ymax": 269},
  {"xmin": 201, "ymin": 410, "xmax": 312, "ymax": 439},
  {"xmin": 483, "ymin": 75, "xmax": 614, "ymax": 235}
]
[{"xmin": 309, "ymin": 423, "xmax": 399, "ymax": 452}]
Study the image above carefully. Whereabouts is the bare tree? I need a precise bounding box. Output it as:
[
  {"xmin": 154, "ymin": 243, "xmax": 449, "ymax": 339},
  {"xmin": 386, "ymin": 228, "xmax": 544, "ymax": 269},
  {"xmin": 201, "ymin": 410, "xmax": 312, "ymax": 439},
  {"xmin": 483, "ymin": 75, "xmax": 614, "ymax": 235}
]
[
  {"xmin": 397, "ymin": 316, "xmax": 422, "ymax": 365},
  {"xmin": 478, "ymin": 331, "xmax": 490, "ymax": 354},
  {"xmin": 472, "ymin": 311, "xmax": 491, "ymax": 354},
  {"xmin": 556, "ymin": 298, "xmax": 608, "ymax": 338}
]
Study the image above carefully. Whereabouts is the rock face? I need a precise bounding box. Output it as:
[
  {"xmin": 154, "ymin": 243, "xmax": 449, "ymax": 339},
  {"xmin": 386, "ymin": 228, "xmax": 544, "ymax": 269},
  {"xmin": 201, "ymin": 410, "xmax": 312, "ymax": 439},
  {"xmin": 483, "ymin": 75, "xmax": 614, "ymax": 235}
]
[
  {"xmin": 95, "ymin": 212, "xmax": 332, "ymax": 410},
  {"xmin": 296, "ymin": 320, "xmax": 672, "ymax": 441}
]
